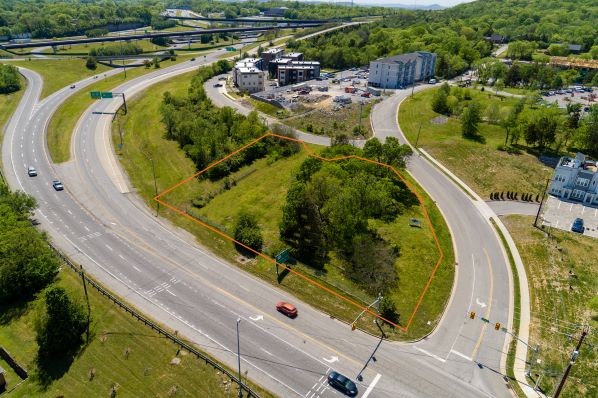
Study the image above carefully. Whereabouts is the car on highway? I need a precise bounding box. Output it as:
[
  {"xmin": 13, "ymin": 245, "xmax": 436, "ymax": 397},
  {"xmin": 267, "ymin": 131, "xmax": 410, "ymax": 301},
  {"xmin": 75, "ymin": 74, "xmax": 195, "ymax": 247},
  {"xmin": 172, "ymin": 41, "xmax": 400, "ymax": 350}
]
[
  {"xmin": 327, "ymin": 371, "xmax": 357, "ymax": 396},
  {"xmin": 213, "ymin": 83, "xmax": 223, "ymax": 88},
  {"xmin": 190, "ymin": 58, "xmax": 196, "ymax": 61},
  {"xmin": 571, "ymin": 218, "xmax": 584, "ymax": 233},
  {"xmin": 275, "ymin": 301, "xmax": 297, "ymax": 318},
  {"xmin": 27, "ymin": 166, "xmax": 37, "ymax": 177},
  {"xmin": 70, "ymin": 84, "xmax": 76, "ymax": 89},
  {"xmin": 52, "ymin": 180, "xmax": 64, "ymax": 191}
]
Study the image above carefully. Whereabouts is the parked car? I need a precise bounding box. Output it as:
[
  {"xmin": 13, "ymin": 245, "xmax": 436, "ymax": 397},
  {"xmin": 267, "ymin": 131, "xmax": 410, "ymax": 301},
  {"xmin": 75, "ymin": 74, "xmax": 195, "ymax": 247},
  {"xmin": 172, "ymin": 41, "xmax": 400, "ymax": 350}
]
[
  {"xmin": 190, "ymin": 58, "xmax": 196, "ymax": 61},
  {"xmin": 327, "ymin": 371, "xmax": 357, "ymax": 396},
  {"xmin": 275, "ymin": 301, "xmax": 297, "ymax": 318},
  {"xmin": 52, "ymin": 180, "xmax": 64, "ymax": 191},
  {"xmin": 213, "ymin": 83, "xmax": 223, "ymax": 88},
  {"xmin": 218, "ymin": 76, "xmax": 227, "ymax": 81},
  {"xmin": 571, "ymin": 218, "xmax": 584, "ymax": 233},
  {"xmin": 70, "ymin": 84, "xmax": 76, "ymax": 89},
  {"xmin": 27, "ymin": 166, "xmax": 37, "ymax": 177},
  {"xmin": 429, "ymin": 78, "xmax": 437, "ymax": 84}
]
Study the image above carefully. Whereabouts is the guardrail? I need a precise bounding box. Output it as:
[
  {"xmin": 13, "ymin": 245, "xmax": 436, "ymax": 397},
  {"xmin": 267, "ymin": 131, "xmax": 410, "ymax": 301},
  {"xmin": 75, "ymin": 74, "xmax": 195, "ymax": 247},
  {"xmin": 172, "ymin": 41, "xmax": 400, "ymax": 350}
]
[{"xmin": 48, "ymin": 243, "xmax": 261, "ymax": 398}]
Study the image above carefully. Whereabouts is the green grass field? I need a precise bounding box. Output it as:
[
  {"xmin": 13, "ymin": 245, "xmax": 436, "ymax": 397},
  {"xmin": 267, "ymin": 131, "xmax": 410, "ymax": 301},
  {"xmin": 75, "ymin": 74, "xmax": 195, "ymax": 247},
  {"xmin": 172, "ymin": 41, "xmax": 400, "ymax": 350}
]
[
  {"xmin": 0, "ymin": 75, "xmax": 26, "ymax": 135},
  {"xmin": 42, "ymin": 39, "xmax": 166, "ymax": 55},
  {"xmin": 7, "ymin": 59, "xmax": 111, "ymax": 99},
  {"xmin": 502, "ymin": 216, "xmax": 597, "ymax": 398},
  {"xmin": 47, "ymin": 54, "xmax": 196, "ymax": 164},
  {"xmin": 399, "ymin": 89, "xmax": 553, "ymax": 198},
  {"xmin": 0, "ymin": 264, "xmax": 272, "ymax": 397},
  {"xmin": 114, "ymin": 70, "xmax": 454, "ymax": 340}
]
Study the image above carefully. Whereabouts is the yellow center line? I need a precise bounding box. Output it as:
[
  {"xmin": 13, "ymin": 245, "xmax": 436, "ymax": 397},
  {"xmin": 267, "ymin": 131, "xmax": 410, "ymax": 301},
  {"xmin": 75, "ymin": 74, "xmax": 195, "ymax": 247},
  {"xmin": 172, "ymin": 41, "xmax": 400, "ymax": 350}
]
[{"xmin": 470, "ymin": 247, "xmax": 494, "ymax": 360}]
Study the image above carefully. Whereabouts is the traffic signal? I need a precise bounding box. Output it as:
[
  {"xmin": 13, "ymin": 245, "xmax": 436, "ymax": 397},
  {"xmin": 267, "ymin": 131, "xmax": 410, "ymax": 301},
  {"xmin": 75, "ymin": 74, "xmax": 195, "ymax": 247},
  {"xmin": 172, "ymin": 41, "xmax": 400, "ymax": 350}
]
[
  {"xmin": 469, "ymin": 311, "xmax": 476, "ymax": 319},
  {"xmin": 495, "ymin": 322, "xmax": 501, "ymax": 330}
]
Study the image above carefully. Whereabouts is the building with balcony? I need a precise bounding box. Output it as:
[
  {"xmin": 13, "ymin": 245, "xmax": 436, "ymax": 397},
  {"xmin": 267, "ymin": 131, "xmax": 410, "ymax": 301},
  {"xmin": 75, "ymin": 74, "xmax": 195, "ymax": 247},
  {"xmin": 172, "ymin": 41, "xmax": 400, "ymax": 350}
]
[
  {"xmin": 549, "ymin": 153, "xmax": 598, "ymax": 205},
  {"xmin": 368, "ymin": 51, "xmax": 436, "ymax": 89}
]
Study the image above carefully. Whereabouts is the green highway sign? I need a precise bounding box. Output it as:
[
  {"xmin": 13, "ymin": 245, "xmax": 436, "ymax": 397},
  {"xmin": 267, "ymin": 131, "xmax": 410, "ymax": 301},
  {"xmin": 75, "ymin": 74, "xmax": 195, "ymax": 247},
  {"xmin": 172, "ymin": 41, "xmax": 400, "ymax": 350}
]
[
  {"xmin": 275, "ymin": 248, "xmax": 290, "ymax": 264},
  {"xmin": 90, "ymin": 91, "xmax": 114, "ymax": 99}
]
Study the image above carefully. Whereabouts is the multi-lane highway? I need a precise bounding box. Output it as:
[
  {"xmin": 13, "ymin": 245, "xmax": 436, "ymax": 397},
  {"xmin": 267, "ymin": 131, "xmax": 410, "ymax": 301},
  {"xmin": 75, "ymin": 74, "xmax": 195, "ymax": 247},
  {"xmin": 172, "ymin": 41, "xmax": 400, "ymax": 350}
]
[{"xmin": 2, "ymin": 45, "xmax": 533, "ymax": 397}]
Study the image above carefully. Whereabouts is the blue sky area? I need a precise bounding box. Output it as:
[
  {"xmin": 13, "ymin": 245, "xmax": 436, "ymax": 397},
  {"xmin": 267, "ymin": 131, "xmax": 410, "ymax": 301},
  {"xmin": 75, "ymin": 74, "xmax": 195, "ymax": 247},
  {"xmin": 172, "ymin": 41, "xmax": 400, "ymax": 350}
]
[{"xmin": 355, "ymin": 0, "xmax": 474, "ymax": 6}]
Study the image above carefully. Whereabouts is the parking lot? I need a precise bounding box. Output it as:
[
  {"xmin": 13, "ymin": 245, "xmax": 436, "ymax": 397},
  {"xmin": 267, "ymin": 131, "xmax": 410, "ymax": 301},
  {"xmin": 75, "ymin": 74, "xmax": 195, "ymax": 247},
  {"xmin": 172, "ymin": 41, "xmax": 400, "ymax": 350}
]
[
  {"xmin": 541, "ymin": 87, "xmax": 595, "ymax": 110},
  {"xmin": 541, "ymin": 195, "xmax": 598, "ymax": 238},
  {"xmin": 250, "ymin": 67, "xmax": 378, "ymax": 111}
]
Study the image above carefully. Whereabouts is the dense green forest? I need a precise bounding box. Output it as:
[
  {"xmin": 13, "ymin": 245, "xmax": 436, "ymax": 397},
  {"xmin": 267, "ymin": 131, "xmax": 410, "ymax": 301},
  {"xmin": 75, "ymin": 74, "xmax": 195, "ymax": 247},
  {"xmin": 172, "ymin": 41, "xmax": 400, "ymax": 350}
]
[
  {"xmin": 287, "ymin": 0, "xmax": 597, "ymax": 75},
  {"xmin": 0, "ymin": 0, "xmax": 156, "ymax": 38},
  {"xmin": 160, "ymin": 61, "xmax": 299, "ymax": 181}
]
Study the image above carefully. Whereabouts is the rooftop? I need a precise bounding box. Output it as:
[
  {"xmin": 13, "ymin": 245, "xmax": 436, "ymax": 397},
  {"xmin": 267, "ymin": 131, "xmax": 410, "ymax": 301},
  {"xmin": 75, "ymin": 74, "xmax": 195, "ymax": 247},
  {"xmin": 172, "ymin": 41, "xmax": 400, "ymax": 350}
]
[
  {"xmin": 373, "ymin": 51, "xmax": 434, "ymax": 65},
  {"xmin": 558, "ymin": 153, "xmax": 597, "ymax": 173}
]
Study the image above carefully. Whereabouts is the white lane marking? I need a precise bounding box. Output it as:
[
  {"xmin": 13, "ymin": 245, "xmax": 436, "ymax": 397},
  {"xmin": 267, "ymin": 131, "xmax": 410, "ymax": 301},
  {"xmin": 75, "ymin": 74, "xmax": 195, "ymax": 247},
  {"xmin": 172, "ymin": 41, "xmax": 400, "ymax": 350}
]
[
  {"xmin": 166, "ymin": 289, "xmax": 177, "ymax": 297},
  {"xmin": 132, "ymin": 265, "xmax": 141, "ymax": 272},
  {"xmin": 476, "ymin": 298, "xmax": 487, "ymax": 308},
  {"xmin": 105, "ymin": 244, "xmax": 113, "ymax": 251},
  {"xmin": 414, "ymin": 346, "xmax": 446, "ymax": 363},
  {"xmin": 450, "ymin": 349, "xmax": 472, "ymax": 361},
  {"xmin": 118, "ymin": 254, "xmax": 125, "ymax": 259},
  {"xmin": 261, "ymin": 348, "xmax": 273, "ymax": 356},
  {"xmin": 362, "ymin": 373, "xmax": 382, "ymax": 398},
  {"xmin": 249, "ymin": 315, "xmax": 264, "ymax": 321},
  {"xmin": 322, "ymin": 356, "xmax": 338, "ymax": 363}
]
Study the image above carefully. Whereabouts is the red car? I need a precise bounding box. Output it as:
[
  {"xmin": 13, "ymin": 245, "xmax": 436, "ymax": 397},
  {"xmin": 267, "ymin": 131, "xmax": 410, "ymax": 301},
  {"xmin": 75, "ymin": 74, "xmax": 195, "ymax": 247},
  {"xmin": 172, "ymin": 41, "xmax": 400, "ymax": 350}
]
[{"xmin": 276, "ymin": 301, "xmax": 297, "ymax": 318}]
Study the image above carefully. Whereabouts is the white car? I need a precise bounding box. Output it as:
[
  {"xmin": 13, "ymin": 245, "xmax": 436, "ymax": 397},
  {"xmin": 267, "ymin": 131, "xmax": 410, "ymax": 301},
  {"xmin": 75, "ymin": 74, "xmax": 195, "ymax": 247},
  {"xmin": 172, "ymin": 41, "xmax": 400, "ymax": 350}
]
[{"xmin": 28, "ymin": 166, "xmax": 37, "ymax": 177}]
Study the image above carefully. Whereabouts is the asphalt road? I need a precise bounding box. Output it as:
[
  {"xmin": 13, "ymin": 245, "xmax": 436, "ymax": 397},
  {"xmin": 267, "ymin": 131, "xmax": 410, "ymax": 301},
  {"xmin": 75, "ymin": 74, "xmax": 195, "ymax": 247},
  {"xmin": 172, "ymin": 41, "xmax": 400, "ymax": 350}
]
[{"xmin": 3, "ymin": 41, "xmax": 521, "ymax": 398}]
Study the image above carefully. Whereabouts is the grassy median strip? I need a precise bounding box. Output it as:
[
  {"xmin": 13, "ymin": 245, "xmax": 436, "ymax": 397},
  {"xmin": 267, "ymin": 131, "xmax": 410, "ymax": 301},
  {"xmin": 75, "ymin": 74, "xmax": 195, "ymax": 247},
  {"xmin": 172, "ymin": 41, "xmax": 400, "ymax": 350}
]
[
  {"xmin": 0, "ymin": 259, "xmax": 272, "ymax": 397},
  {"xmin": 399, "ymin": 89, "xmax": 552, "ymax": 198},
  {"xmin": 502, "ymin": 215, "xmax": 597, "ymax": 398},
  {"xmin": 47, "ymin": 55, "xmax": 196, "ymax": 164},
  {"xmin": 7, "ymin": 59, "xmax": 111, "ymax": 99},
  {"xmin": 0, "ymin": 75, "xmax": 26, "ymax": 135},
  {"xmin": 113, "ymin": 70, "xmax": 455, "ymax": 340}
]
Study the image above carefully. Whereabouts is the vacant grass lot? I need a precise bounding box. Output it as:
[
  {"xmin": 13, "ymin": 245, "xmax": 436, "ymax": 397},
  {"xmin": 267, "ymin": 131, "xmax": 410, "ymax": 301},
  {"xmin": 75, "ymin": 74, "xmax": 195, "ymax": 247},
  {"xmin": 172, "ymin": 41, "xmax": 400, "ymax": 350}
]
[
  {"xmin": 0, "ymin": 265, "xmax": 272, "ymax": 397},
  {"xmin": 7, "ymin": 59, "xmax": 111, "ymax": 99},
  {"xmin": 285, "ymin": 100, "xmax": 377, "ymax": 139},
  {"xmin": 399, "ymin": 89, "xmax": 553, "ymax": 198},
  {"xmin": 42, "ymin": 39, "xmax": 166, "ymax": 55},
  {"xmin": 502, "ymin": 216, "xmax": 597, "ymax": 398},
  {"xmin": 115, "ymin": 71, "xmax": 454, "ymax": 340},
  {"xmin": 0, "ymin": 75, "xmax": 25, "ymax": 134}
]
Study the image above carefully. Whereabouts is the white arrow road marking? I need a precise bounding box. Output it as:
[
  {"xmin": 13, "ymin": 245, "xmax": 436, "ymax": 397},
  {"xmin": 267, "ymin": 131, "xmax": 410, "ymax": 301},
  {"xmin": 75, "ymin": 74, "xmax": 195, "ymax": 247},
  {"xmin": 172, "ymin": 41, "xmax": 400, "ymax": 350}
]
[
  {"xmin": 249, "ymin": 315, "xmax": 264, "ymax": 321},
  {"xmin": 476, "ymin": 298, "xmax": 487, "ymax": 308},
  {"xmin": 323, "ymin": 356, "xmax": 339, "ymax": 363}
]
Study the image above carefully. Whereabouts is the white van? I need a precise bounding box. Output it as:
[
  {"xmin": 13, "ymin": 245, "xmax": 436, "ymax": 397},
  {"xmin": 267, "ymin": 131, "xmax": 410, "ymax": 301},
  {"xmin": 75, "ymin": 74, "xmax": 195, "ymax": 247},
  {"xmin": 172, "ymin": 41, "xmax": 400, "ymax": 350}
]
[{"xmin": 429, "ymin": 78, "xmax": 437, "ymax": 84}]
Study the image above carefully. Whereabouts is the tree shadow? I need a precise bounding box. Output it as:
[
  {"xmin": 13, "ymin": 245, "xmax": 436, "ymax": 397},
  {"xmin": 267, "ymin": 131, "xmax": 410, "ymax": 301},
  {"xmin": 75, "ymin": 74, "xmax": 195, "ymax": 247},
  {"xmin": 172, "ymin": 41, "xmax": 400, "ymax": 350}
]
[
  {"xmin": 463, "ymin": 133, "xmax": 486, "ymax": 144},
  {"xmin": 0, "ymin": 297, "xmax": 32, "ymax": 325},
  {"xmin": 34, "ymin": 350, "xmax": 79, "ymax": 390}
]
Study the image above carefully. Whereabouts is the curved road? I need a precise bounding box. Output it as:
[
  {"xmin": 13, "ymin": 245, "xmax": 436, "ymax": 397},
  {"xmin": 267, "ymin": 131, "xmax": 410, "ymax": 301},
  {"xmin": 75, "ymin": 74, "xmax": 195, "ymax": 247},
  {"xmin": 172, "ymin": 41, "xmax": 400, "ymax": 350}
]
[{"xmin": 2, "ymin": 55, "xmax": 532, "ymax": 398}]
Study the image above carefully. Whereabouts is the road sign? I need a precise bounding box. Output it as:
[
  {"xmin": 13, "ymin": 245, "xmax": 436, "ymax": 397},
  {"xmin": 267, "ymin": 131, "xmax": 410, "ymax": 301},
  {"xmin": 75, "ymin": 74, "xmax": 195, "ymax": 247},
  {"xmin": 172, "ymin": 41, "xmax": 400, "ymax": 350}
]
[
  {"xmin": 90, "ymin": 91, "xmax": 101, "ymax": 99},
  {"xmin": 101, "ymin": 92, "xmax": 113, "ymax": 98},
  {"xmin": 226, "ymin": 46, "xmax": 236, "ymax": 52},
  {"xmin": 275, "ymin": 248, "xmax": 290, "ymax": 264}
]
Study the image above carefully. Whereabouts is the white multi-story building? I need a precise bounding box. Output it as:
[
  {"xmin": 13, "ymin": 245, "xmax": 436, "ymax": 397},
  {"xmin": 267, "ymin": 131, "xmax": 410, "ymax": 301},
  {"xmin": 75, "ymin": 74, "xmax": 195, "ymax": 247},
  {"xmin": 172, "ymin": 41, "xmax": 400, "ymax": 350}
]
[
  {"xmin": 368, "ymin": 51, "xmax": 436, "ymax": 89},
  {"xmin": 232, "ymin": 58, "xmax": 265, "ymax": 93},
  {"xmin": 549, "ymin": 153, "xmax": 598, "ymax": 205}
]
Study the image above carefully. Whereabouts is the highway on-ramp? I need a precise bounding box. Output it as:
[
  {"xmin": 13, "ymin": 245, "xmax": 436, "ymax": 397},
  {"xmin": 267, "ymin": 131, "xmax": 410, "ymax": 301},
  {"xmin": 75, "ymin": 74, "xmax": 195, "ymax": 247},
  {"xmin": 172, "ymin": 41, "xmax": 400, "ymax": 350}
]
[{"xmin": 3, "ymin": 55, "xmax": 524, "ymax": 398}]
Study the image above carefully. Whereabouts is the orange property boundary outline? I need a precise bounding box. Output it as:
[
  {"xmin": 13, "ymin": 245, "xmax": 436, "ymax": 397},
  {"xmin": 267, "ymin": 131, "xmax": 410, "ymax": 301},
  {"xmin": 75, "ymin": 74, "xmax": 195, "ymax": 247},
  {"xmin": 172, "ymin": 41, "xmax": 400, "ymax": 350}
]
[{"xmin": 155, "ymin": 132, "xmax": 445, "ymax": 332}]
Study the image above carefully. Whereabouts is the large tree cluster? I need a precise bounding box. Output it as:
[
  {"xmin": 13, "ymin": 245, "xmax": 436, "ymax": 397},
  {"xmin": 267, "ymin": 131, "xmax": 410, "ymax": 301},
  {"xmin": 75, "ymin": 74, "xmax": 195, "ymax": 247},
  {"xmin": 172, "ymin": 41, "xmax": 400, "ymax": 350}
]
[
  {"xmin": 160, "ymin": 62, "xmax": 299, "ymax": 180},
  {"xmin": 279, "ymin": 141, "xmax": 415, "ymax": 295},
  {"xmin": 0, "ymin": 63, "xmax": 20, "ymax": 94}
]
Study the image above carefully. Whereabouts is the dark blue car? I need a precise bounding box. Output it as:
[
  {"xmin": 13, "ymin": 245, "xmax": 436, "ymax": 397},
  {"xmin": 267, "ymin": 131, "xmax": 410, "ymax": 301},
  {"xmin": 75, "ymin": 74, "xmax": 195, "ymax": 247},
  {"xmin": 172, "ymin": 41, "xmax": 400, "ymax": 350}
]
[
  {"xmin": 571, "ymin": 218, "xmax": 584, "ymax": 233},
  {"xmin": 327, "ymin": 371, "xmax": 358, "ymax": 396}
]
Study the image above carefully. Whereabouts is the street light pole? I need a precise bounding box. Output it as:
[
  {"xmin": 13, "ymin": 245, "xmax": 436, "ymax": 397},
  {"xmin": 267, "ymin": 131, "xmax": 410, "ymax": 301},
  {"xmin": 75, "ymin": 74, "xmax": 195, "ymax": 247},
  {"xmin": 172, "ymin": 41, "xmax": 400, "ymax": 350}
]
[
  {"xmin": 236, "ymin": 318, "xmax": 243, "ymax": 398},
  {"xmin": 414, "ymin": 121, "xmax": 423, "ymax": 148},
  {"xmin": 534, "ymin": 178, "xmax": 550, "ymax": 228},
  {"xmin": 356, "ymin": 294, "xmax": 385, "ymax": 382}
]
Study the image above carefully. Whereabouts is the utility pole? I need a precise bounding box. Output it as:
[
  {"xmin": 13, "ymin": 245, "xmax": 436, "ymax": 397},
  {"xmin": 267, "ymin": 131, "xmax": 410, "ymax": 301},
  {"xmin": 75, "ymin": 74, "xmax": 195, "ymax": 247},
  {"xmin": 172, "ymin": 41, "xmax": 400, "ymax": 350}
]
[
  {"xmin": 80, "ymin": 264, "xmax": 91, "ymax": 343},
  {"xmin": 414, "ymin": 121, "xmax": 423, "ymax": 148},
  {"xmin": 236, "ymin": 318, "xmax": 243, "ymax": 398},
  {"xmin": 553, "ymin": 327, "xmax": 587, "ymax": 398},
  {"xmin": 358, "ymin": 101, "xmax": 364, "ymax": 135},
  {"xmin": 356, "ymin": 294, "xmax": 385, "ymax": 382},
  {"xmin": 534, "ymin": 178, "xmax": 550, "ymax": 227}
]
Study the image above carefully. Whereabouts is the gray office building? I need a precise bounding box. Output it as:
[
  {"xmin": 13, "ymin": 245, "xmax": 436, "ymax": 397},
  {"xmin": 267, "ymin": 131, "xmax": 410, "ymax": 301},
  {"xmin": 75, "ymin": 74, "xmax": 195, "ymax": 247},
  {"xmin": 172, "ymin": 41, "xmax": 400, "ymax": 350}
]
[{"xmin": 368, "ymin": 51, "xmax": 436, "ymax": 89}]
